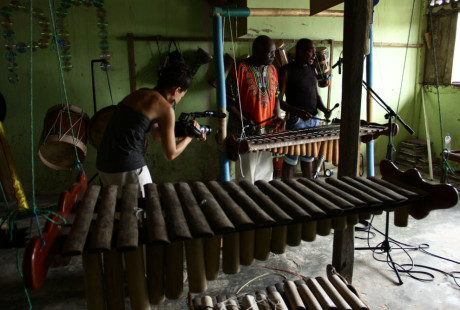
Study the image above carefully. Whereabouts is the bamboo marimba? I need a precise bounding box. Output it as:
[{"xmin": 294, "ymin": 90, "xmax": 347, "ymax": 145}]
[
  {"xmin": 58, "ymin": 160, "xmax": 457, "ymax": 310},
  {"xmin": 226, "ymin": 121, "xmax": 397, "ymax": 163}
]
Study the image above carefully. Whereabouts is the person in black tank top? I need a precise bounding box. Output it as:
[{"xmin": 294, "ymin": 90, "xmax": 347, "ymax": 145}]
[
  {"xmin": 278, "ymin": 39, "xmax": 332, "ymax": 179},
  {"xmin": 96, "ymin": 62, "xmax": 206, "ymax": 197}
]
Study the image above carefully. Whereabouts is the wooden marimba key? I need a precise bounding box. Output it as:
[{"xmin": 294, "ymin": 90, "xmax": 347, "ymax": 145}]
[{"xmin": 61, "ymin": 160, "xmax": 458, "ymax": 309}]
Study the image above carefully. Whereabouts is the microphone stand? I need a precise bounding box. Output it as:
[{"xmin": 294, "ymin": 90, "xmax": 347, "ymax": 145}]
[{"xmin": 355, "ymin": 81, "xmax": 417, "ymax": 285}]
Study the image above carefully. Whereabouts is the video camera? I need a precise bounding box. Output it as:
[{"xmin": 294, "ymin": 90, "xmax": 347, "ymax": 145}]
[{"xmin": 175, "ymin": 111, "xmax": 226, "ymax": 138}]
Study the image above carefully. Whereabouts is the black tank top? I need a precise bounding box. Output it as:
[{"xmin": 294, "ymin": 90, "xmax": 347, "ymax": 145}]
[
  {"xmin": 284, "ymin": 63, "xmax": 318, "ymax": 115},
  {"xmin": 96, "ymin": 102, "xmax": 152, "ymax": 173}
]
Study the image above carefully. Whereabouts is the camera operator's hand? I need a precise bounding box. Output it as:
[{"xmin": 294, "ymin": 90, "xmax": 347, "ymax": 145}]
[{"xmin": 190, "ymin": 120, "xmax": 206, "ymax": 141}]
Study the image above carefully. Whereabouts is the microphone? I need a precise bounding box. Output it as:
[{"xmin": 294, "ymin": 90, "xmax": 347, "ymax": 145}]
[{"xmin": 201, "ymin": 111, "xmax": 227, "ymax": 118}]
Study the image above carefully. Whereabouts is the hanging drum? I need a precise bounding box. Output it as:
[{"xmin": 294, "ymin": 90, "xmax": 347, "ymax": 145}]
[
  {"xmin": 273, "ymin": 40, "xmax": 289, "ymax": 70},
  {"xmin": 87, "ymin": 105, "xmax": 116, "ymax": 149},
  {"xmin": 314, "ymin": 46, "xmax": 332, "ymax": 88},
  {"xmin": 38, "ymin": 105, "xmax": 89, "ymax": 171}
]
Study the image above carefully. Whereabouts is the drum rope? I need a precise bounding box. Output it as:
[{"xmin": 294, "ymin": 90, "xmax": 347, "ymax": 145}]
[{"xmin": 427, "ymin": 6, "xmax": 456, "ymax": 182}]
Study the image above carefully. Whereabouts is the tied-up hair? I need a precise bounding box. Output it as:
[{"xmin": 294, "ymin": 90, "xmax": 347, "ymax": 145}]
[{"xmin": 157, "ymin": 62, "xmax": 192, "ymax": 92}]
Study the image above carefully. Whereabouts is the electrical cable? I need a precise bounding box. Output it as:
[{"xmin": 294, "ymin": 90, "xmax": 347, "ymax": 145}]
[{"xmin": 354, "ymin": 216, "xmax": 460, "ymax": 288}]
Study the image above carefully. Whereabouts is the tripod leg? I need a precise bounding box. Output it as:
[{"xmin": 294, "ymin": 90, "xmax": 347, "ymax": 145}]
[{"xmin": 386, "ymin": 250, "xmax": 403, "ymax": 285}]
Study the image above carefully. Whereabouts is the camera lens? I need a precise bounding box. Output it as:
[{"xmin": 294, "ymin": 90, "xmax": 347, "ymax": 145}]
[{"xmin": 200, "ymin": 125, "xmax": 212, "ymax": 136}]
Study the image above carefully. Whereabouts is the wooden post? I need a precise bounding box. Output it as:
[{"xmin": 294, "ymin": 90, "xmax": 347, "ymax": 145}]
[{"xmin": 333, "ymin": 0, "xmax": 371, "ymax": 283}]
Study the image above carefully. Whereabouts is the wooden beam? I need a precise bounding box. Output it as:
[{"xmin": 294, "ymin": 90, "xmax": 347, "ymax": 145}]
[{"xmin": 333, "ymin": 0, "xmax": 371, "ymax": 283}]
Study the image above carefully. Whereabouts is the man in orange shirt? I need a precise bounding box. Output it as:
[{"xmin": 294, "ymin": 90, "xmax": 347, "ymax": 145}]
[{"xmin": 226, "ymin": 35, "xmax": 282, "ymax": 183}]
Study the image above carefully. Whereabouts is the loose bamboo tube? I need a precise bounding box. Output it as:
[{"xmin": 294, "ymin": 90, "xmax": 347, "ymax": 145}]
[
  {"xmin": 146, "ymin": 244, "xmax": 165, "ymax": 305},
  {"xmin": 305, "ymin": 278, "xmax": 337, "ymax": 309},
  {"xmin": 117, "ymin": 184, "xmax": 140, "ymax": 250},
  {"xmin": 301, "ymin": 221, "xmax": 317, "ymax": 242},
  {"xmin": 241, "ymin": 294, "xmax": 259, "ymax": 309},
  {"xmin": 165, "ymin": 241, "xmax": 184, "ymax": 299},
  {"xmin": 256, "ymin": 290, "xmax": 272, "ymax": 310},
  {"xmin": 254, "ymin": 228, "xmax": 271, "ymax": 261},
  {"xmin": 225, "ymin": 297, "xmax": 239, "ymax": 310},
  {"xmin": 316, "ymin": 219, "xmax": 332, "ymax": 236},
  {"xmin": 82, "ymin": 252, "xmax": 105, "ymax": 310},
  {"xmin": 63, "ymin": 185, "xmax": 101, "ymax": 255},
  {"xmin": 89, "ymin": 185, "xmax": 117, "ymax": 252},
  {"xmin": 192, "ymin": 296, "xmax": 202, "ymax": 309},
  {"xmin": 394, "ymin": 206, "xmax": 409, "ymax": 227},
  {"xmin": 283, "ymin": 281, "xmax": 306, "ymax": 310},
  {"xmin": 201, "ymin": 296, "xmax": 214, "ymax": 309},
  {"xmin": 266, "ymin": 286, "xmax": 289, "ymax": 310},
  {"xmin": 204, "ymin": 235, "xmax": 221, "ymax": 280},
  {"xmin": 223, "ymin": 232, "xmax": 240, "ymax": 274},
  {"xmin": 296, "ymin": 282, "xmax": 322, "ymax": 310},
  {"xmin": 124, "ymin": 246, "xmax": 150, "ymax": 310},
  {"xmin": 287, "ymin": 223, "xmax": 302, "ymax": 246},
  {"xmin": 331, "ymin": 216, "xmax": 348, "ymax": 231},
  {"xmin": 270, "ymin": 225, "xmax": 288, "ymax": 254},
  {"xmin": 186, "ymin": 238, "xmax": 207, "ymax": 293},
  {"xmin": 328, "ymin": 274, "xmax": 369, "ymax": 310},
  {"xmin": 103, "ymin": 249, "xmax": 125, "ymax": 310},
  {"xmin": 316, "ymin": 277, "xmax": 352, "ymax": 310},
  {"xmin": 240, "ymin": 230, "xmax": 255, "ymax": 266}
]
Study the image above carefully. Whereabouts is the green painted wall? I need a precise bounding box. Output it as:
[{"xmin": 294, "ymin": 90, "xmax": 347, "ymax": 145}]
[{"xmin": 0, "ymin": 0, "xmax": 456, "ymax": 196}]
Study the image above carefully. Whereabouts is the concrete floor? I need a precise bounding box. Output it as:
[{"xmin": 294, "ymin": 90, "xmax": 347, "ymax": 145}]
[{"xmin": 1, "ymin": 177, "xmax": 459, "ymax": 309}]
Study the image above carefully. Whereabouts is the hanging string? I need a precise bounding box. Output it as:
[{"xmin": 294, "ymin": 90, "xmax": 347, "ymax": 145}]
[
  {"xmin": 427, "ymin": 6, "xmax": 453, "ymax": 182},
  {"xmin": 227, "ymin": 10, "xmax": 247, "ymax": 177},
  {"xmin": 105, "ymin": 67, "xmax": 114, "ymax": 106},
  {"xmin": 396, "ymin": 0, "xmax": 417, "ymax": 114},
  {"xmin": 47, "ymin": 0, "xmax": 84, "ymax": 173}
]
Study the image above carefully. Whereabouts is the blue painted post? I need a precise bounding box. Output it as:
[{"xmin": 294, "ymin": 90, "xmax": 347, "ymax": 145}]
[
  {"xmin": 366, "ymin": 5, "xmax": 376, "ymax": 177},
  {"xmin": 213, "ymin": 14, "xmax": 230, "ymax": 181}
]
